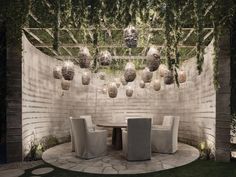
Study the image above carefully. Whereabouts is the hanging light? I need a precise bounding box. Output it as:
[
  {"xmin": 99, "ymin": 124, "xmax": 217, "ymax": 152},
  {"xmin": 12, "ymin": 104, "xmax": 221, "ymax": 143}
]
[
  {"xmin": 164, "ymin": 70, "xmax": 174, "ymax": 85},
  {"xmin": 78, "ymin": 47, "xmax": 91, "ymax": 68},
  {"xmin": 159, "ymin": 64, "xmax": 168, "ymax": 77},
  {"xmin": 139, "ymin": 80, "xmax": 145, "ymax": 88},
  {"xmin": 98, "ymin": 50, "xmax": 112, "ymax": 66},
  {"xmin": 141, "ymin": 67, "xmax": 153, "ymax": 83},
  {"xmin": 178, "ymin": 70, "xmax": 187, "ymax": 83},
  {"xmin": 98, "ymin": 72, "xmax": 106, "ymax": 80},
  {"xmin": 108, "ymin": 82, "xmax": 118, "ymax": 98},
  {"xmin": 146, "ymin": 46, "xmax": 161, "ymax": 72},
  {"xmin": 120, "ymin": 76, "xmax": 128, "ymax": 86},
  {"xmin": 61, "ymin": 60, "xmax": 75, "ymax": 81},
  {"xmin": 123, "ymin": 25, "xmax": 138, "ymax": 48},
  {"xmin": 53, "ymin": 65, "xmax": 62, "ymax": 79},
  {"xmin": 61, "ymin": 79, "xmax": 71, "ymax": 90},
  {"xmin": 114, "ymin": 78, "xmax": 121, "ymax": 88},
  {"xmin": 153, "ymin": 79, "xmax": 161, "ymax": 91},
  {"xmin": 124, "ymin": 62, "xmax": 136, "ymax": 82},
  {"xmin": 102, "ymin": 84, "xmax": 107, "ymax": 94},
  {"xmin": 82, "ymin": 72, "xmax": 91, "ymax": 85},
  {"xmin": 126, "ymin": 86, "xmax": 134, "ymax": 97}
]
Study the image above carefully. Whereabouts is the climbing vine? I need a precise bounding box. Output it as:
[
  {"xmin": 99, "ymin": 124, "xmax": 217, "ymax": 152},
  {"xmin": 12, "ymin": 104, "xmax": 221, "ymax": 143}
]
[{"xmin": 194, "ymin": 0, "xmax": 204, "ymax": 74}]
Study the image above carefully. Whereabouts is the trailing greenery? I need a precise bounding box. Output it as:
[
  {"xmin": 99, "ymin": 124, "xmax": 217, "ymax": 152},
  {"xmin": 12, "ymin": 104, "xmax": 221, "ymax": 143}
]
[
  {"xmin": 1, "ymin": 0, "xmax": 236, "ymax": 86},
  {"xmin": 193, "ymin": 0, "xmax": 204, "ymax": 74}
]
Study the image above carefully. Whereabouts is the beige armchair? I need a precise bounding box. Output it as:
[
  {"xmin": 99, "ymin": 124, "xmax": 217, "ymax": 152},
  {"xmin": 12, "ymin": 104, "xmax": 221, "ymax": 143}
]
[
  {"xmin": 71, "ymin": 118, "xmax": 107, "ymax": 159},
  {"xmin": 122, "ymin": 118, "xmax": 152, "ymax": 161},
  {"xmin": 151, "ymin": 116, "xmax": 180, "ymax": 153}
]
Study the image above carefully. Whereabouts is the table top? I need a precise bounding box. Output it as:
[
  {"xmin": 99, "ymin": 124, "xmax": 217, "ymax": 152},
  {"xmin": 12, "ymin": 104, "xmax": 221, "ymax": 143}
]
[{"xmin": 96, "ymin": 122, "xmax": 127, "ymax": 128}]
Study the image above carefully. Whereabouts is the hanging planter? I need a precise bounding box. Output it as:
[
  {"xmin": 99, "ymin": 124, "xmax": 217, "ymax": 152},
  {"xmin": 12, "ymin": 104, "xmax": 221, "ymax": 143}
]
[
  {"xmin": 61, "ymin": 79, "xmax": 71, "ymax": 90},
  {"xmin": 120, "ymin": 76, "xmax": 128, "ymax": 86},
  {"xmin": 159, "ymin": 64, "xmax": 168, "ymax": 77},
  {"xmin": 102, "ymin": 84, "xmax": 107, "ymax": 94},
  {"xmin": 141, "ymin": 67, "xmax": 153, "ymax": 83},
  {"xmin": 61, "ymin": 60, "xmax": 75, "ymax": 81},
  {"xmin": 78, "ymin": 47, "xmax": 91, "ymax": 68},
  {"xmin": 153, "ymin": 79, "xmax": 161, "ymax": 91},
  {"xmin": 164, "ymin": 70, "xmax": 174, "ymax": 85},
  {"xmin": 108, "ymin": 82, "xmax": 118, "ymax": 98},
  {"xmin": 98, "ymin": 50, "xmax": 112, "ymax": 66},
  {"xmin": 124, "ymin": 25, "xmax": 138, "ymax": 48},
  {"xmin": 53, "ymin": 65, "xmax": 62, "ymax": 79},
  {"xmin": 126, "ymin": 86, "xmax": 133, "ymax": 97},
  {"xmin": 82, "ymin": 72, "xmax": 91, "ymax": 85},
  {"xmin": 178, "ymin": 70, "xmax": 187, "ymax": 83},
  {"xmin": 146, "ymin": 47, "xmax": 161, "ymax": 72},
  {"xmin": 139, "ymin": 80, "xmax": 145, "ymax": 88},
  {"xmin": 99, "ymin": 72, "xmax": 106, "ymax": 80},
  {"xmin": 114, "ymin": 78, "xmax": 121, "ymax": 88},
  {"xmin": 124, "ymin": 62, "xmax": 136, "ymax": 82}
]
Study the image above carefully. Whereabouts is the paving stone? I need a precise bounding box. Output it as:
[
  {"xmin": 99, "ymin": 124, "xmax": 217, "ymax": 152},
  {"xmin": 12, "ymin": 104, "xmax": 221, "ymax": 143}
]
[
  {"xmin": 42, "ymin": 142, "xmax": 199, "ymax": 174},
  {"xmin": 31, "ymin": 167, "xmax": 54, "ymax": 175},
  {"xmin": 0, "ymin": 169, "xmax": 25, "ymax": 177}
]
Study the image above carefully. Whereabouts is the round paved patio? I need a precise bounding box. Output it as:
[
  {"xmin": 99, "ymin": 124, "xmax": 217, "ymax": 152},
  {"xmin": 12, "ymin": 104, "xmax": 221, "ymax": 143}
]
[{"xmin": 42, "ymin": 142, "xmax": 199, "ymax": 174}]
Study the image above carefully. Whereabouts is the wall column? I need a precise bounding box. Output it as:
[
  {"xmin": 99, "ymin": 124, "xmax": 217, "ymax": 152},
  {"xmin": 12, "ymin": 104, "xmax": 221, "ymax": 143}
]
[{"xmin": 215, "ymin": 31, "xmax": 231, "ymax": 161}]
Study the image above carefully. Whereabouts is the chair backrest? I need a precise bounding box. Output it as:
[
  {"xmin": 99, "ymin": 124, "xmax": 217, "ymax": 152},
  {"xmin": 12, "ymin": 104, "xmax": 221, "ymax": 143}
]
[
  {"xmin": 71, "ymin": 118, "xmax": 87, "ymax": 154},
  {"xmin": 162, "ymin": 116, "xmax": 174, "ymax": 127},
  {"xmin": 172, "ymin": 116, "xmax": 180, "ymax": 142},
  {"xmin": 127, "ymin": 118, "xmax": 151, "ymax": 161},
  {"xmin": 80, "ymin": 115, "xmax": 93, "ymax": 131}
]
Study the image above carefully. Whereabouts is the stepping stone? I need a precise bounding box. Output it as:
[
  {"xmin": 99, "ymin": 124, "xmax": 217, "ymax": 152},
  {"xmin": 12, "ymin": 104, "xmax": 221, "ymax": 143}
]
[
  {"xmin": 31, "ymin": 167, "xmax": 54, "ymax": 175},
  {"xmin": 0, "ymin": 169, "xmax": 25, "ymax": 177}
]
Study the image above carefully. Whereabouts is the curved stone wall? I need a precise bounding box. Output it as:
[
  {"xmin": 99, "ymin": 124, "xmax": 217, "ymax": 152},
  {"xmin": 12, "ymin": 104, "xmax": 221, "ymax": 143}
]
[{"xmin": 22, "ymin": 34, "xmax": 216, "ymax": 157}]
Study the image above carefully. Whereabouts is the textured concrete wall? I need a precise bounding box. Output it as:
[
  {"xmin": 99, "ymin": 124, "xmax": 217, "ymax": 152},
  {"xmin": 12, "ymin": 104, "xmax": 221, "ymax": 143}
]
[{"xmin": 22, "ymin": 34, "xmax": 216, "ymax": 157}]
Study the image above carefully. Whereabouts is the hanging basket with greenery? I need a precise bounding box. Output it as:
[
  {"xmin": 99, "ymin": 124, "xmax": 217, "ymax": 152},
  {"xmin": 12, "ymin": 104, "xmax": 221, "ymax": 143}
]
[
  {"xmin": 124, "ymin": 25, "xmax": 138, "ymax": 48},
  {"xmin": 98, "ymin": 50, "xmax": 112, "ymax": 66}
]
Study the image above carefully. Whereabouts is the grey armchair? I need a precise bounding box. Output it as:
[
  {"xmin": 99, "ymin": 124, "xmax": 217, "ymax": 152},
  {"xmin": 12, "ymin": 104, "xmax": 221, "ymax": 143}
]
[
  {"xmin": 151, "ymin": 116, "xmax": 180, "ymax": 153},
  {"xmin": 71, "ymin": 118, "xmax": 107, "ymax": 159},
  {"xmin": 122, "ymin": 118, "xmax": 152, "ymax": 161}
]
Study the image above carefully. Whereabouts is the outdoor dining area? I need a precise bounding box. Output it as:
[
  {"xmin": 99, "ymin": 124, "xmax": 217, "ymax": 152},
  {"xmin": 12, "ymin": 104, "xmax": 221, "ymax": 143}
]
[{"xmin": 41, "ymin": 114, "xmax": 199, "ymax": 174}]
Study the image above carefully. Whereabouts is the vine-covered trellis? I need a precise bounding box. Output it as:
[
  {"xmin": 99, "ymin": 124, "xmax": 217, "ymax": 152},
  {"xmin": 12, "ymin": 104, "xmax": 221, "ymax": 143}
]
[{"xmin": 1, "ymin": 0, "xmax": 236, "ymax": 88}]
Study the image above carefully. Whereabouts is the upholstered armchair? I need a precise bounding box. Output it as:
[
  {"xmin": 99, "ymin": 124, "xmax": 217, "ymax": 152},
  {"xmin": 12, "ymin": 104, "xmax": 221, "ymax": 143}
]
[
  {"xmin": 122, "ymin": 118, "xmax": 152, "ymax": 161},
  {"xmin": 151, "ymin": 116, "xmax": 180, "ymax": 153},
  {"xmin": 71, "ymin": 118, "xmax": 107, "ymax": 159}
]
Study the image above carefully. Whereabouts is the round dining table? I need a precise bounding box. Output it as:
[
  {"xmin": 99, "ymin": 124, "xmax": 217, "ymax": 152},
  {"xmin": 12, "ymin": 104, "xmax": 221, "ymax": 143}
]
[{"xmin": 96, "ymin": 122, "xmax": 127, "ymax": 150}]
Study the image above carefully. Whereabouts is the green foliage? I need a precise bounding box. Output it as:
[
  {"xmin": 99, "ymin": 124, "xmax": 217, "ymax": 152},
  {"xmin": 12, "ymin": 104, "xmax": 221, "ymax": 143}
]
[
  {"xmin": 231, "ymin": 114, "xmax": 236, "ymax": 141},
  {"xmin": 24, "ymin": 135, "xmax": 59, "ymax": 161},
  {"xmin": 40, "ymin": 135, "xmax": 59, "ymax": 151}
]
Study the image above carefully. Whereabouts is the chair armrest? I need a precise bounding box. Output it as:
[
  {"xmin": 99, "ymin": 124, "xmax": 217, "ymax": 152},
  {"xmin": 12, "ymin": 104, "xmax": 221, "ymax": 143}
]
[
  {"xmin": 88, "ymin": 129, "xmax": 107, "ymax": 137},
  {"xmin": 152, "ymin": 126, "xmax": 171, "ymax": 131}
]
